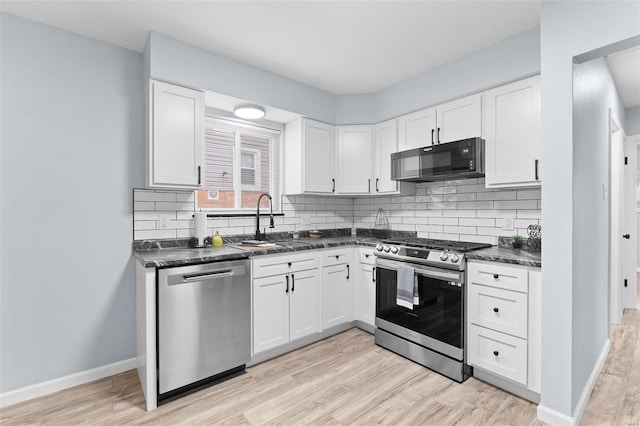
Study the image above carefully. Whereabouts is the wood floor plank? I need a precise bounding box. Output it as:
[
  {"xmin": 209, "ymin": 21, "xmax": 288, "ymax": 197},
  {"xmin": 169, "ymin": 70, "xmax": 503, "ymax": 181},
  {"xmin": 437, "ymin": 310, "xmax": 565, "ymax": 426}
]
[{"xmin": 5, "ymin": 286, "xmax": 640, "ymax": 426}]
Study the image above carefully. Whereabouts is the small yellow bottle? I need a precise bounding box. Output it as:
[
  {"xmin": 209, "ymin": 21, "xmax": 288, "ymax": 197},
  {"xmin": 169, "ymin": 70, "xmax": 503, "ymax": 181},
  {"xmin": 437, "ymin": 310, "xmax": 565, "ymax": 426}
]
[{"xmin": 212, "ymin": 231, "xmax": 223, "ymax": 247}]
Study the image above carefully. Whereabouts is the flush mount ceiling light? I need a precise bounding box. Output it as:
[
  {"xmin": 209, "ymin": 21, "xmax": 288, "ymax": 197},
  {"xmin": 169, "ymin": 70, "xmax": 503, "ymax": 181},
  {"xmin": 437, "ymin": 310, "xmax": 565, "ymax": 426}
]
[{"xmin": 233, "ymin": 104, "xmax": 266, "ymax": 120}]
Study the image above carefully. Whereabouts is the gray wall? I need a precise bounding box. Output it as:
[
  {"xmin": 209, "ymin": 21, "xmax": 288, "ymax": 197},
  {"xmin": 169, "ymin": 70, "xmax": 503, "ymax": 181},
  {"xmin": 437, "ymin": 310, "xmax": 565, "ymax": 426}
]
[
  {"xmin": 373, "ymin": 26, "xmax": 541, "ymax": 122},
  {"xmin": 572, "ymin": 56, "xmax": 626, "ymax": 408},
  {"xmin": 146, "ymin": 28, "xmax": 541, "ymax": 126},
  {"xmin": 627, "ymin": 106, "xmax": 640, "ymax": 135},
  {"xmin": 540, "ymin": 0, "xmax": 640, "ymax": 417},
  {"xmin": 0, "ymin": 13, "xmax": 143, "ymax": 392},
  {"xmin": 147, "ymin": 32, "xmax": 337, "ymax": 125}
]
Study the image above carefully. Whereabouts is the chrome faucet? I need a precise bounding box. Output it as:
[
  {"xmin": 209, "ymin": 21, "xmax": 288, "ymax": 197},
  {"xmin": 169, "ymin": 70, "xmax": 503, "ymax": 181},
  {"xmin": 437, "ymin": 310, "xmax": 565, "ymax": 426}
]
[{"xmin": 255, "ymin": 193, "xmax": 274, "ymax": 241}]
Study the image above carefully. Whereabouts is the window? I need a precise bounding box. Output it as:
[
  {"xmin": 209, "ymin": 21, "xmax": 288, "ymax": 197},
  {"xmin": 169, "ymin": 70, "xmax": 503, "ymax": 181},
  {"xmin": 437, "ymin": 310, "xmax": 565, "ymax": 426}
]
[{"xmin": 197, "ymin": 117, "xmax": 280, "ymax": 212}]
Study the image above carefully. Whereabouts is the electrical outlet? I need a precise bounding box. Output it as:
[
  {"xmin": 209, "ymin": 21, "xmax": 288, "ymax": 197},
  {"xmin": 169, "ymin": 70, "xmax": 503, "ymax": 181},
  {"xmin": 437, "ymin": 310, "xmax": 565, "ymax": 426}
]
[
  {"xmin": 502, "ymin": 213, "xmax": 515, "ymax": 231},
  {"xmin": 159, "ymin": 214, "xmax": 172, "ymax": 229}
]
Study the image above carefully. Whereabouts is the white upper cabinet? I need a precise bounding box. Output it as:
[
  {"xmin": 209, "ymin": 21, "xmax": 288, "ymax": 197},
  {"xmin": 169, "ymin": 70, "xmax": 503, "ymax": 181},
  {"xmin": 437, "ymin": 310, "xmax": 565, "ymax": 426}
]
[
  {"xmin": 397, "ymin": 107, "xmax": 437, "ymax": 150},
  {"xmin": 436, "ymin": 94, "xmax": 482, "ymax": 144},
  {"xmin": 336, "ymin": 125, "xmax": 374, "ymax": 194},
  {"xmin": 374, "ymin": 119, "xmax": 400, "ymax": 193},
  {"xmin": 397, "ymin": 94, "xmax": 482, "ymax": 151},
  {"xmin": 483, "ymin": 75, "xmax": 541, "ymax": 188},
  {"xmin": 284, "ymin": 118, "xmax": 336, "ymax": 194},
  {"xmin": 145, "ymin": 80, "xmax": 204, "ymax": 190}
]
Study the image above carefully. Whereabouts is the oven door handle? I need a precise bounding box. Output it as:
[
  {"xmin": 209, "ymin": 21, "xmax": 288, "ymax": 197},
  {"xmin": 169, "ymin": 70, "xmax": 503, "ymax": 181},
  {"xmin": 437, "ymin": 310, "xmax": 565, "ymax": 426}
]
[{"xmin": 375, "ymin": 258, "xmax": 463, "ymax": 282}]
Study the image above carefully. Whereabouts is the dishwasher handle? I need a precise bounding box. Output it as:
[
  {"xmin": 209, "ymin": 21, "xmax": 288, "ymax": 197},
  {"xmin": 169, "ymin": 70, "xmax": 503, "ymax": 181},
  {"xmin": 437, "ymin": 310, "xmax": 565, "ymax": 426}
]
[{"xmin": 167, "ymin": 264, "xmax": 247, "ymax": 286}]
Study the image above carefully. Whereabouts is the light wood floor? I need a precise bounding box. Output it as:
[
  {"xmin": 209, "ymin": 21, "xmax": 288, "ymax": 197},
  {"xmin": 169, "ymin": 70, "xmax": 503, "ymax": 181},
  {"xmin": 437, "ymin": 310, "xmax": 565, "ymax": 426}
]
[
  {"xmin": 581, "ymin": 276, "xmax": 640, "ymax": 425},
  {"xmin": 2, "ymin": 286, "xmax": 638, "ymax": 425}
]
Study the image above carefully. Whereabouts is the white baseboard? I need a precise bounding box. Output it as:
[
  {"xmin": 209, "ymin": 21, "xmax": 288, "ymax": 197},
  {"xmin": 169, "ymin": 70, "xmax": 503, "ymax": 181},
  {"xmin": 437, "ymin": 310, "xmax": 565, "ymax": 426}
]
[
  {"xmin": 0, "ymin": 358, "xmax": 136, "ymax": 408},
  {"xmin": 537, "ymin": 339, "xmax": 610, "ymax": 426}
]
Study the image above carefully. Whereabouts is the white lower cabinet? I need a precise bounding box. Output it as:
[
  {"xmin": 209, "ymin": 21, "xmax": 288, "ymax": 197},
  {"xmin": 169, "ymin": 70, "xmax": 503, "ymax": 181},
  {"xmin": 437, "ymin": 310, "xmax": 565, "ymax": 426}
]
[
  {"xmin": 322, "ymin": 249, "xmax": 354, "ymax": 329},
  {"xmin": 467, "ymin": 260, "xmax": 541, "ymax": 398},
  {"xmin": 355, "ymin": 248, "xmax": 376, "ymax": 327},
  {"xmin": 252, "ymin": 252, "xmax": 322, "ymax": 354}
]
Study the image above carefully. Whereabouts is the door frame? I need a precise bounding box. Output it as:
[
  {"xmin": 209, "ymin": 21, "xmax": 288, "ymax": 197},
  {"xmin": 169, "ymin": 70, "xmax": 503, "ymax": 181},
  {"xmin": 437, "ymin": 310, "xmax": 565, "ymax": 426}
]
[{"xmin": 609, "ymin": 110, "xmax": 624, "ymax": 325}]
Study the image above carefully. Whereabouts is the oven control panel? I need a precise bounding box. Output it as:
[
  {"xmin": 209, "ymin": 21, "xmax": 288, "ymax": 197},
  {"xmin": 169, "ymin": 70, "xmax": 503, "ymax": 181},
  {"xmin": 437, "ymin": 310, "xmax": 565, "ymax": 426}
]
[{"xmin": 375, "ymin": 243, "xmax": 464, "ymax": 268}]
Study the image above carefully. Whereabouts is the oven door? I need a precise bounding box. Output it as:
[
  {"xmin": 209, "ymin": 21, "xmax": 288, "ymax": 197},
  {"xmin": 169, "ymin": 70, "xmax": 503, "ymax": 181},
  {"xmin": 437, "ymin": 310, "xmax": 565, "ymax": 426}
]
[{"xmin": 375, "ymin": 258, "xmax": 464, "ymax": 360}]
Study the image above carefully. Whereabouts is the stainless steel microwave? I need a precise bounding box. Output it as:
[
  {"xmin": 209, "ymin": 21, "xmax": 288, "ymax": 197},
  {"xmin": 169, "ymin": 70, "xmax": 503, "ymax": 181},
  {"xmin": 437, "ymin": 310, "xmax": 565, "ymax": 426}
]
[{"xmin": 391, "ymin": 137, "xmax": 485, "ymax": 182}]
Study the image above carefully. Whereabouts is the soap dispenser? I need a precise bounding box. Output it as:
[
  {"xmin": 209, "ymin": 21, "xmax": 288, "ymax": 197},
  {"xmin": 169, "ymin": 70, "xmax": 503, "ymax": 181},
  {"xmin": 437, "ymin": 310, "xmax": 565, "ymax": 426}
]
[{"xmin": 212, "ymin": 231, "xmax": 223, "ymax": 247}]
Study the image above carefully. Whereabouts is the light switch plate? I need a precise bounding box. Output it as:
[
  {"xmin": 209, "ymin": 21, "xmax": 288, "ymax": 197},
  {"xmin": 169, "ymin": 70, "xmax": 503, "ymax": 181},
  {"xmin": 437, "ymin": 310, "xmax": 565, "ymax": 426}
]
[
  {"xmin": 502, "ymin": 213, "xmax": 515, "ymax": 231},
  {"xmin": 159, "ymin": 214, "xmax": 172, "ymax": 229}
]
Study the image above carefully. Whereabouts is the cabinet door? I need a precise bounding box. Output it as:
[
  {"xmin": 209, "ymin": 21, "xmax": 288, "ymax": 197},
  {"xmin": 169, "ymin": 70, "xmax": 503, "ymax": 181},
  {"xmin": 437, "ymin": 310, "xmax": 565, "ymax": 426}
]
[
  {"xmin": 336, "ymin": 125, "xmax": 373, "ymax": 194},
  {"xmin": 436, "ymin": 94, "xmax": 482, "ymax": 144},
  {"xmin": 397, "ymin": 107, "xmax": 437, "ymax": 150},
  {"xmin": 374, "ymin": 119, "xmax": 399, "ymax": 193},
  {"xmin": 322, "ymin": 264, "xmax": 352, "ymax": 329},
  {"xmin": 303, "ymin": 119, "xmax": 335, "ymax": 193},
  {"xmin": 253, "ymin": 275, "xmax": 289, "ymax": 353},
  {"xmin": 356, "ymin": 263, "xmax": 376, "ymax": 326},
  {"xmin": 147, "ymin": 80, "xmax": 204, "ymax": 189},
  {"xmin": 483, "ymin": 75, "xmax": 541, "ymax": 188},
  {"xmin": 289, "ymin": 269, "xmax": 322, "ymax": 340}
]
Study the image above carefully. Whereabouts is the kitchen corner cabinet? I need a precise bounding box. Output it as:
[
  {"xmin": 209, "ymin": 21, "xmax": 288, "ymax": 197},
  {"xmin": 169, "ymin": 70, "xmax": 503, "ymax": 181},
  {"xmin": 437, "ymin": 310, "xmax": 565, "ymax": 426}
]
[
  {"xmin": 355, "ymin": 248, "xmax": 376, "ymax": 327},
  {"xmin": 397, "ymin": 94, "xmax": 481, "ymax": 150},
  {"xmin": 374, "ymin": 119, "xmax": 415, "ymax": 195},
  {"xmin": 322, "ymin": 249, "xmax": 354, "ymax": 329},
  {"xmin": 466, "ymin": 260, "xmax": 541, "ymax": 400},
  {"xmin": 284, "ymin": 118, "xmax": 336, "ymax": 194},
  {"xmin": 336, "ymin": 125, "xmax": 374, "ymax": 194},
  {"xmin": 145, "ymin": 80, "xmax": 204, "ymax": 190},
  {"xmin": 483, "ymin": 75, "xmax": 541, "ymax": 188},
  {"xmin": 252, "ymin": 252, "xmax": 322, "ymax": 354}
]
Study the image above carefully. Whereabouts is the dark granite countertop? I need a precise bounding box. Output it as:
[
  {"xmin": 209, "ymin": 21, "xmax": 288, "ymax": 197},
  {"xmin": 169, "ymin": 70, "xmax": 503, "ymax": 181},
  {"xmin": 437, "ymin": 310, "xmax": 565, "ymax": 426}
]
[
  {"xmin": 466, "ymin": 246, "xmax": 541, "ymax": 268},
  {"xmin": 133, "ymin": 228, "xmax": 413, "ymax": 268}
]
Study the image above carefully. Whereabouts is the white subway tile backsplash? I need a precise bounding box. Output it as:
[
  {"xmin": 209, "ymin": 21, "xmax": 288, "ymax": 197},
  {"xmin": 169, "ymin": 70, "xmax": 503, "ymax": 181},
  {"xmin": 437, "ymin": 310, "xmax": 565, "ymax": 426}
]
[
  {"xmin": 156, "ymin": 202, "xmax": 195, "ymax": 211},
  {"xmin": 443, "ymin": 225, "xmax": 476, "ymax": 235},
  {"xmin": 517, "ymin": 210, "xmax": 542, "ymax": 220},
  {"xmin": 494, "ymin": 200, "xmax": 539, "ymax": 210},
  {"xmin": 134, "ymin": 201, "xmax": 155, "ymax": 211},
  {"xmin": 134, "ymin": 220, "xmax": 157, "ymax": 230},
  {"xmin": 477, "ymin": 191, "xmax": 517, "ymax": 201},
  {"xmin": 442, "ymin": 210, "xmax": 477, "ymax": 218},
  {"xmin": 459, "ymin": 218, "xmax": 495, "ymax": 227},
  {"xmin": 176, "ymin": 192, "xmax": 196, "ymax": 202},
  {"xmin": 134, "ymin": 229, "xmax": 177, "ymax": 240},
  {"xmin": 134, "ymin": 191, "xmax": 177, "ymax": 202},
  {"xmin": 429, "ymin": 217, "xmax": 459, "ymax": 226},
  {"xmin": 457, "ymin": 201, "xmax": 494, "ymax": 210},
  {"xmin": 517, "ymin": 189, "xmax": 542, "ymax": 200},
  {"xmin": 443, "ymin": 193, "xmax": 476, "ymax": 202},
  {"xmin": 133, "ymin": 178, "xmax": 540, "ymax": 243}
]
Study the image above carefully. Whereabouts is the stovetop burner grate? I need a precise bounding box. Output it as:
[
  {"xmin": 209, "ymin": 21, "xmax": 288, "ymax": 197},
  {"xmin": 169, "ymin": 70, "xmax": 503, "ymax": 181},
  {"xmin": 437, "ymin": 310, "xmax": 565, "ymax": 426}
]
[{"xmin": 381, "ymin": 238, "xmax": 492, "ymax": 252}]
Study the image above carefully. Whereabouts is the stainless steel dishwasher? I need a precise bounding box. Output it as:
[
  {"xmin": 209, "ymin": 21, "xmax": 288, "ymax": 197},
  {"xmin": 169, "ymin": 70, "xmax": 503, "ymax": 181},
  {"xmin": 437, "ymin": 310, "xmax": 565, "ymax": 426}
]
[{"xmin": 157, "ymin": 259, "xmax": 250, "ymax": 402}]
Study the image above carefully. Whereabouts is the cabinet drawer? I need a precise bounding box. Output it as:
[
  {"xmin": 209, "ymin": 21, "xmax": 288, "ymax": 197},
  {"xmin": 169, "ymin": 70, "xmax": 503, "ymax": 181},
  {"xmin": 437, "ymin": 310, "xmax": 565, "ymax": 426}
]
[
  {"xmin": 323, "ymin": 248, "xmax": 352, "ymax": 267},
  {"xmin": 359, "ymin": 248, "xmax": 375, "ymax": 265},
  {"xmin": 468, "ymin": 324, "xmax": 527, "ymax": 385},
  {"xmin": 468, "ymin": 262, "xmax": 528, "ymax": 293},
  {"xmin": 253, "ymin": 251, "xmax": 321, "ymax": 278},
  {"xmin": 468, "ymin": 284, "xmax": 528, "ymax": 338}
]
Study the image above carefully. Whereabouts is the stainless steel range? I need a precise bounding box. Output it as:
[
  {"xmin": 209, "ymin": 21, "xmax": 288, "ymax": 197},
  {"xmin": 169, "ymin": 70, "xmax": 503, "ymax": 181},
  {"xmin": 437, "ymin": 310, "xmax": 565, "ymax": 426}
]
[{"xmin": 374, "ymin": 239, "xmax": 491, "ymax": 382}]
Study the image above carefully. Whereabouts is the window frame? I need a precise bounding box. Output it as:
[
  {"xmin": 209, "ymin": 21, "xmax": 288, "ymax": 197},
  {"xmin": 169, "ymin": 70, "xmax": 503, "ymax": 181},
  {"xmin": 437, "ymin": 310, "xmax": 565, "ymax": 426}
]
[{"xmin": 198, "ymin": 116, "xmax": 282, "ymax": 214}]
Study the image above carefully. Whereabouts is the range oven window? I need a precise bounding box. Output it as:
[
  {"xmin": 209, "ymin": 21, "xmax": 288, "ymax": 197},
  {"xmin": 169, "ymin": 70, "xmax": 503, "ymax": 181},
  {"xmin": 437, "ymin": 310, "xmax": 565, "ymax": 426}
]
[{"xmin": 376, "ymin": 266, "xmax": 463, "ymax": 349}]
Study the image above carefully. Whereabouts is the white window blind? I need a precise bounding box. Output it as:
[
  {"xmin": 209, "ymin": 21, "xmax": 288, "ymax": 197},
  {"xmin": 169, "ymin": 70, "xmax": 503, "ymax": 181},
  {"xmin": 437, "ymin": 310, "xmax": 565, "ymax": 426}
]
[{"xmin": 198, "ymin": 117, "xmax": 281, "ymax": 212}]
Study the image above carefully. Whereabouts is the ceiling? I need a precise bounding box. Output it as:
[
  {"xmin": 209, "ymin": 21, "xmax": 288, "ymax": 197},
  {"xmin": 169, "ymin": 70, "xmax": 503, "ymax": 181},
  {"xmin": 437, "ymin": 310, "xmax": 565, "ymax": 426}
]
[
  {"xmin": 606, "ymin": 46, "xmax": 640, "ymax": 108},
  {"xmin": 0, "ymin": 0, "xmax": 540, "ymax": 95}
]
